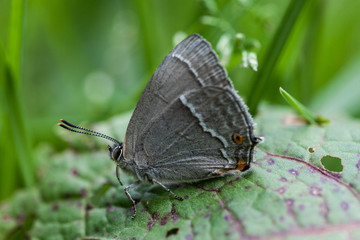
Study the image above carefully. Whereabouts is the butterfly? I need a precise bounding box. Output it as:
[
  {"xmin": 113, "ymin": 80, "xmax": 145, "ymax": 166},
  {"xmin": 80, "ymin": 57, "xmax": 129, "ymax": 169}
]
[{"xmin": 59, "ymin": 33, "xmax": 261, "ymax": 218}]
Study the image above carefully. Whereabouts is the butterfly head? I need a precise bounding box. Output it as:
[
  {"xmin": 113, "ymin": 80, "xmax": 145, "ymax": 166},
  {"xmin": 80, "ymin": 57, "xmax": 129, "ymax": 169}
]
[
  {"xmin": 58, "ymin": 119, "xmax": 124, "ymax": 164},
  {"xmin": 108, "ymin": 143, "xmax": 123, "ymax": 163}
]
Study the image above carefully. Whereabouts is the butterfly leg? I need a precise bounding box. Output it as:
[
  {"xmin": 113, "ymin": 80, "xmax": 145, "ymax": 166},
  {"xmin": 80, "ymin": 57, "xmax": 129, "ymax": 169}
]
[
  {"xmin": 124, "ymin": 180, "xmax": 141, "ymax": 219},
  {"xmin": 152, "ymin": 178, "xmax": 184, "ymax": 201},
  {"xmin": 116, "ymin": 165, "xmax": 123, "ymax": 186}
]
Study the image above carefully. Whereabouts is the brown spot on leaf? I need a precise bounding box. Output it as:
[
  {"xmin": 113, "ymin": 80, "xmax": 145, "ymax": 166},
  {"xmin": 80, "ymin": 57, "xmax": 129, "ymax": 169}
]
[
  {"xmin": 356, "ymin": 160, "xmax": 360, "ymax": 171},
  {"xmin": 289, "ymin": 169, "xmax": 299, "ymax": 176},
  {"xmin": 309, "ymin": 186, "xmax": 322, "ymax": 197},
  {"xmin": 79, "ymin": 188, "xmax": 87, "ymax": 197},
  {"xmin": 160, "ymin": 216, "xmax": 168, "ymax": 225},
  {"xmin": 279, "ymin": 177, "xmax": 287, "ymax": 182},
  {"xmin": 341, "ymin": 201, "xmax": 349, "ymax": 211},
  {"xmin": 71, "ymin": 168, "xmax": 78, "ymax": 176},
  {"xmin": 51, "ymin": 203, "xmax": 59, "ymax": 211},
  {"xmin": 275, "ymin": 186, "xmax": 287, "ymax": 195},
  {"xmin": 267, "ymin": 158, "xmax": 275, "ymax": 165}
]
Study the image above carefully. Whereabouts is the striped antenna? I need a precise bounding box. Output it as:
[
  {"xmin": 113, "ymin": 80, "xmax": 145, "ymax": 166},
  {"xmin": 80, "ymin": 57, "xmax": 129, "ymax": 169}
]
[{"xmin": 58, "ymin": 119, "xmax": 121, "ymax": 145}]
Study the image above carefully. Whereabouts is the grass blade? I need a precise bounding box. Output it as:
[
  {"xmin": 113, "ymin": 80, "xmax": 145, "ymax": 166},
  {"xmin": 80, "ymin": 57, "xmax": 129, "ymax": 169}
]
[
  {"xmin": 0, "ymin": 0, "xmax": 35, "ymax": 197},
  {"xmin": 280, "ymin": 87, "xmax": 325, "ymax": 125},
  {"xmin": 247, "ymin": 0, "xmax": 308, "ymax": 115}
]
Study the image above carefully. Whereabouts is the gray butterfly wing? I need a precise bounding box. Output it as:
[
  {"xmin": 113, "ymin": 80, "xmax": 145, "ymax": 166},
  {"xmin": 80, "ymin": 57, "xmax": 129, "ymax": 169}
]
[
  {"xmin": 124, "ymin": 34, "xmax": 233, "ymax": 160},
  {"xmin": 134, "ymin": 86, "xmax": 258, "ymax": 182}
]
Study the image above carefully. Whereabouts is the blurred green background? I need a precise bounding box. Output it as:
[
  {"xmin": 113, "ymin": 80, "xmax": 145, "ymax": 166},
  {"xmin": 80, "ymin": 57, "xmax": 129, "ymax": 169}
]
[{"xmin": 1, "ymin": 0, "xmax": 360, "ymax": 201}]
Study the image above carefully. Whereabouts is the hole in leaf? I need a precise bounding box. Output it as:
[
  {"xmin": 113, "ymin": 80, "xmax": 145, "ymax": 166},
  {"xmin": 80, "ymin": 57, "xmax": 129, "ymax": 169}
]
[
  {"xmin": 308, "ymin": 147, "xmax": 315, "ymax": 153},
  {"xmin": 320, "ymin": 155, "xmax": 343, "ymax": 172},
  {"xmin": 166, "ymin": 228, "xmax": 179, "ymax": 238}
]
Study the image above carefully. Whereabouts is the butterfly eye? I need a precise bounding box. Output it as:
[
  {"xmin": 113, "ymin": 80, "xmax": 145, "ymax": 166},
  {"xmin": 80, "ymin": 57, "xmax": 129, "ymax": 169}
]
[
  {"xmin": 232, "ymin": 133, "xmax": 243, "ymax": 144},
  {"xmin": 111, "ymin": 146, "xmax": 122, "ymax": 161}
]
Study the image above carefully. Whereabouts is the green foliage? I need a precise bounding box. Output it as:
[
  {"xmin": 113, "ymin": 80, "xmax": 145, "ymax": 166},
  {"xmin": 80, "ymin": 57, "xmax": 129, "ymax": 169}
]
[
  {"xmin": 247, "ymin": 0, "xmax": 308, "ymax": 114},
  {"xmin": 1, "ymin": 106, "xmax": 360, "ymax": 239},
  {"xmin": 0, "ymin": 0, "xmax": 34, "ymax": 201}
]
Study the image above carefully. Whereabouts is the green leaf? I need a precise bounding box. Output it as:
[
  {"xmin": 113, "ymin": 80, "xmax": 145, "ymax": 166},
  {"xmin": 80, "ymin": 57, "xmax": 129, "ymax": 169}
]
[
  {"xmin": 0, "ymin": 188, "xmax": 38, "ymax": 240},
  {"xmin": 1, "ymin": 105, "xmax": 360, "ymax": 239}
]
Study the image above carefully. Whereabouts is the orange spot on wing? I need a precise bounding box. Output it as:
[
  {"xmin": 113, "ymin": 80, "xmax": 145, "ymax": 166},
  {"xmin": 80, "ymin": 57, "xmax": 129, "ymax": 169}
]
[
  {"xmin": 236, "ymin": 159, "xmax": 247, "ymax": 171},
  {"xmin": 233, "ymin": 133, "xmax": 243, "ymax": 144},
  {"xmin": 217, "ymin": 159, "xmax": 249, "ymax": 175}
]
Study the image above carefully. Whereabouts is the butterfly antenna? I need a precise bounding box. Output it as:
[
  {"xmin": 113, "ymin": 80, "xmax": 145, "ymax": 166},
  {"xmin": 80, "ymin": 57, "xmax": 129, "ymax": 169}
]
[{"xmin": 58, "ymin": 119, "xmax": 121, "ymax": 145}]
